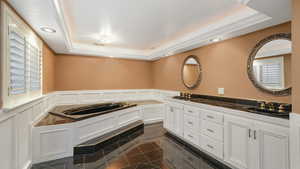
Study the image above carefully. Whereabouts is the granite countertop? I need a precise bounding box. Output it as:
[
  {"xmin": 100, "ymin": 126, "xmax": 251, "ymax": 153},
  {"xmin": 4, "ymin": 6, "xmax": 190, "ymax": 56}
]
[
  {"xmin": 35, "ymin": 100, "xmax": 164, "ymax": 127},
  {"xmin": 172, "ymin": 96, "xmax": 290, "ymax": 120}
]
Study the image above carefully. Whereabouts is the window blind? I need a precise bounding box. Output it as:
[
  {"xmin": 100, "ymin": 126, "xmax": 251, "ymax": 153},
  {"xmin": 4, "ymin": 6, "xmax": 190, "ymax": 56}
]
[
  {"xmin": 28, "ymin": 43, "xmax": 41, "ymax": 91},
  {"xmin": 260, "ymin": 63, "xmax": 282, "ymax": 88},
  {"xmin": 9, "ymin": 30, "xmax": 26, "ymax": 95}
]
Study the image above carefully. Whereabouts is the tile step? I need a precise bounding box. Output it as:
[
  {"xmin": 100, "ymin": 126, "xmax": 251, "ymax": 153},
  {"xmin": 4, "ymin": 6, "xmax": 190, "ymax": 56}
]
[{"xmin": 74, "ymin": 120, "xmax": 144, "ymax": 155}]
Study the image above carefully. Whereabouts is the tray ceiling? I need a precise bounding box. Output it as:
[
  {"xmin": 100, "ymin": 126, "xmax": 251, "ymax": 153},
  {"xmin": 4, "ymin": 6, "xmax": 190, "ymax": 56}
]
[{"xmin": 8, "ymin": 0, "xmax": 291, "ymax": 60}]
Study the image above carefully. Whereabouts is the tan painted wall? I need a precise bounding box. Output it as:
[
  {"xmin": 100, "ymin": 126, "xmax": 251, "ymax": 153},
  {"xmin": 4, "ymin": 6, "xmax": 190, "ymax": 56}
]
[
  {"xmin": 54, "ymin": 55, "xmax": 153, "ymax": 91},
  {"xmin": 42, "ymin": 45, "xmax": 56, "ymax": 94},
  {"xmin": 292, "ymin": 0, "xmax": 300, "ymax": 113},
  {"xmin": 152, "ymin": 22, "xmax": 291, "ymax": 103}
]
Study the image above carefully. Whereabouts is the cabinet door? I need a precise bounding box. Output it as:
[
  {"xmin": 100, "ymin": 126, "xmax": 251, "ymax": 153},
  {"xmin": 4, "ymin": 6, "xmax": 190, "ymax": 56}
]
[
  {"xmin": 164, "ymin": 105, "xmax": 174, "ymax": 131},
  {"xmin": 173, "ymin": 106, "xmax": 184, "ymax": 137},
  {"xmin": 224, "ymin": 115, "xmax": 254, "ymax": 169},
  {"xmin": 255, "ymin": 121, "xmax": 289, "ymax": 169}
]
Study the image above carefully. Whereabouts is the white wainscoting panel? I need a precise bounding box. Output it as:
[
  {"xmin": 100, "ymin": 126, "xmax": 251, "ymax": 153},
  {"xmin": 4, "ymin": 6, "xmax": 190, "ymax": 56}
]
[
  {"xmin": 0, "ymin": 116, "xmax": 16, "ymax": 169},
  {"xmin": 75, "ymin": 113, "xmax": 116, "ymax": 144},
  {"xmin": 290, "ymin": 113, "xmax": 300, "ymax": 169},
  {"xmin": 16, "ymin": 108, "xmax": 32, "ymax": 169},
  {"xmin": 33, "ymin": 124, "xmax": 74, "ymax": 163},
  {"xmin": 117, "ymin": 108, "xmax": 141, "ymax": 127},
  {"xmin": 142, "ymin": 104, "xmax": 165, "ymax": 124},
  {"xmin": 0, "ymin": 89, "xmax": 178, "ymax": 166},
  {"xmin": 31, "ymin": 102, "xmax": 43, "ymax": 123}
]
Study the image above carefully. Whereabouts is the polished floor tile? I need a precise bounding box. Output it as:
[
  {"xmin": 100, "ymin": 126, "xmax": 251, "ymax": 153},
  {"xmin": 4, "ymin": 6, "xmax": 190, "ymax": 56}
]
[{"xmin": 31, "ymin": 123, "xmax": 231, "ymax": 169}]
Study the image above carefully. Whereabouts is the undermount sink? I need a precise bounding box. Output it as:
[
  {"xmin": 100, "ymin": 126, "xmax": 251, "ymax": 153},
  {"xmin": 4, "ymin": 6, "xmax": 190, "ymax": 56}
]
[{"xmin": 246, "ymin": 107, "xmax": 290, "ymax": 117}]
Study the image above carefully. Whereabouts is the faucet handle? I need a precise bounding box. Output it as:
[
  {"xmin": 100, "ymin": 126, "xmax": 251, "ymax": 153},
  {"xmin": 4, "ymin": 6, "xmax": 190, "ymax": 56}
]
[{"xmin": 257, "ymin": 101, "xmax": 266, "ymax": 109}]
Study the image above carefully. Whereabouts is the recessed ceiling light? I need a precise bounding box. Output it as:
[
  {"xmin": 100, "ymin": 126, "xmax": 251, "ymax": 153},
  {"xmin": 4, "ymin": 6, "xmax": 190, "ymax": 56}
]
[
  {"xmin": 165, "ymin": 51, "xmax": 174, "ymax": 56},
  {"xmin": 40, "ymin": 27, "xmax": 56, "ymax": 33},
  {"xmin": 210, "ymin": 37, "xmax": 221, "ymax": 42}
]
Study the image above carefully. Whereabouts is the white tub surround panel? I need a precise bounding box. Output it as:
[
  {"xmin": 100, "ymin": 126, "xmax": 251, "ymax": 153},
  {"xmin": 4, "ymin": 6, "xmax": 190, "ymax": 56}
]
[
  {"xmin": 165, "ymin": 98, "xmax": 290, "ymax": 169},
  {"xmin": 32, "ymin": 103, "xmax": 160, "ymax": 163}
]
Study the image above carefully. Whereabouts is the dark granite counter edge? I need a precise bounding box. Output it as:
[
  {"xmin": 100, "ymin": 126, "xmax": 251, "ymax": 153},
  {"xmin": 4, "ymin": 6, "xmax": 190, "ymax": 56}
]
[{"xmin": 167, "ymin": 97, "xmax": 289, "ymax": 126}]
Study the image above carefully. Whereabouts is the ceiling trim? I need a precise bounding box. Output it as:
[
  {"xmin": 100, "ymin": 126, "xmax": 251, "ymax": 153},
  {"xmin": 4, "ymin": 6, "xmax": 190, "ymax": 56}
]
[
  {"xmin": 50, "ymin": 0, "xmax": 274, "ymax": 61},
  {"xmin": 237, "ymin": 0, "xmax": 251, "ymax": 5},
  {"xmin": 148, "ymin": 12, "xmax": 271, "ymax": 60},
  {"xmin": 52, "ymin": 0, "xmax": 73, "ymax": 50}
]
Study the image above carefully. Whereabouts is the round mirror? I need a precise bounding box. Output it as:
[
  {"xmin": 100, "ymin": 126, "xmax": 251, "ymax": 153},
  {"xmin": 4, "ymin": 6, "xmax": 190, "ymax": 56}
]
[
  {"xmin": 247, "ymin": 33, "xmax": 291, "ymax": 96},
  {"xmin": 182, "ymin": 55, "xmax": 202, "ymax": 89}
]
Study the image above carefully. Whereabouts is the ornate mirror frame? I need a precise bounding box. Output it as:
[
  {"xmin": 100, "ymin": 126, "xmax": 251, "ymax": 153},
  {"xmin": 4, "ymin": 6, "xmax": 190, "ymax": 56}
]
[
  {"xmin": 181, "ymin": 55, "xmax": 202, "ymax": 89},
  {"xmin": 247, "ymin": 33, "xmax": 292, "ymax": 96}
]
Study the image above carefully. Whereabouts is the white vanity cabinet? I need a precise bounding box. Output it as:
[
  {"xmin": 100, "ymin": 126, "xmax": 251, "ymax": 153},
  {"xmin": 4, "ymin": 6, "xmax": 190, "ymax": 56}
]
[
  {"xmin": 165, "ymin": 103, "xmax": 184, "ymax": 137},
  {"xmin": 164, "ymin": 99, "xmax": 290, "ymax": 169},
  {"xmin": 224, "ymin": 115, "xmax": 289, "ymax": 169}
]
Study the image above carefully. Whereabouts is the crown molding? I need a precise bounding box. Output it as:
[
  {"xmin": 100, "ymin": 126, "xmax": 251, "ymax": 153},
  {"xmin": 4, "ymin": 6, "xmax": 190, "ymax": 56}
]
[
  {"xmin": 237, "ymin": 0, "xmax": 251, "ymax": 5},
  {"xmin": 51, "ymin": 0, "xmax": 272, "ymax": 61},
  {"xmin": 52, "ymin": 0, "xmax": 73, "ymax": 50}
]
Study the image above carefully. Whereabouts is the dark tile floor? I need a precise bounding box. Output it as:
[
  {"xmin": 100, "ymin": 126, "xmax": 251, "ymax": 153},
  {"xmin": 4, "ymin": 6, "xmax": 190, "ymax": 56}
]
[{"xmin": 31, "ymin": 123, "xmax": 231, "ymax": 169}]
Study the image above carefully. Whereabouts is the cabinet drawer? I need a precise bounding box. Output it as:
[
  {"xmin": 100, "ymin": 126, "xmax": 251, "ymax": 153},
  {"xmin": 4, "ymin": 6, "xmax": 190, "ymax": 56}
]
[
  {"xmin": 202, "ymin": 120, "xmax": 223, "ymax": 141},
  {"xmin": 202, "ymin": 109, "xmax": 223, "ymax": 124},
  {"xmin": 184, "ymin": 105, "xmax": 200, "ymax": 118},
  {"xmin": 201, "ymin": 134, "xmax": 223, "ymax": 159},
  {"xmin": 184, "ymin": 114, "xmax": 199, "ymax": 131},
  {"xmin": 184, "ymin": 126, "xmax": 199, "ymax": 146}
]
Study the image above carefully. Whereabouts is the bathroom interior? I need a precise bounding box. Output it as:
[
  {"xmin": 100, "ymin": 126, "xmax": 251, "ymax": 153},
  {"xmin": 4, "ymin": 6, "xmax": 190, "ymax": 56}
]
[{"xmin": 1, "ymin": 0, "xmax": 300, "ymax": 169}]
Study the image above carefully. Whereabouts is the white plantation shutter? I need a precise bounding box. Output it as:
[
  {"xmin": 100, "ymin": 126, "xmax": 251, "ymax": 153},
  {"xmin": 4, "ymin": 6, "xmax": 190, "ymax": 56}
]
[
  {"xmin": 9, "ymin": 30, "xmax": 26, "ymax": 95},
  {"xmin": 3, "ymin": 6, "xmax": 43, "ymax": 108},
  {"xmin": 260, "ymin": 63, "xmax": 282, "ymax": 88},
  {"xmin": 28, "ymin": 43, "xmax": 41, "ymax": 91}
]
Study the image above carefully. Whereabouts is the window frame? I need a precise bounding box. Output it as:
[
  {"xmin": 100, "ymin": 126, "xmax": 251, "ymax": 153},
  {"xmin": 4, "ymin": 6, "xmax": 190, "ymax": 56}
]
[{"xmin": 1, "ymin": 3, "xmax": 43, "ymax": 109}]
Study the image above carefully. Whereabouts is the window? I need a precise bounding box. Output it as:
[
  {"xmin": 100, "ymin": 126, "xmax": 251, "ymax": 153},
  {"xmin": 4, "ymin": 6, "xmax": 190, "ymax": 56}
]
[
  {"xmin": 8, "ymin": 30, "xmax": 26, "ymax": 95},
  {"xmin": 1, "ymin": 4, "xmax": 43, "ymax": 109},
  {"xmin": 260, "ymin": 63, "xmax": 282, "ymax": 88},
  {"xmin": 253, "ymin": 56, "xmax": 284, "ymax": 90},
  {"xmin": 28, "ymin": 42, "xmax": 41, "ymax": 91}
]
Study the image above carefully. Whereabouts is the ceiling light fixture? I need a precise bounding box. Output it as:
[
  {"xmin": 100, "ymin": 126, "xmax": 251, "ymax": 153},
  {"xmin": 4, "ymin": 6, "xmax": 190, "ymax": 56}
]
[
  {"xmin": 40, "ymin": 27, "xmax": 56, "ymax": 33},
  {"xmin": 210, "ymin": 37, "xmax": 221, "ymax": 42},
  {"xmin": 165, "ymin": 51, "xmax": 174, "ymax": 57}
]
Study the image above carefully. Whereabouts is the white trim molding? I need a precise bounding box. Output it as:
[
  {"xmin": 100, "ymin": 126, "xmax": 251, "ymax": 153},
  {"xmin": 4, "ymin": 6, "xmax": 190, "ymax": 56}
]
[{"xmin": 52, "ymin": 0, "xmax": 73, "ymax": 50}]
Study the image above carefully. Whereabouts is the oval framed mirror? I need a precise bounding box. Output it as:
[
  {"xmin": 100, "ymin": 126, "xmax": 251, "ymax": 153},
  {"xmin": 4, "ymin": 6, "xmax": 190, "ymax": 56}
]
[
  {"xmin": 181, "ymin": 55, "xmax": 202, "ymax": 89},
  {"xmin": 247, "ymin": 33, "xmax": 292, "ymax": 96}
]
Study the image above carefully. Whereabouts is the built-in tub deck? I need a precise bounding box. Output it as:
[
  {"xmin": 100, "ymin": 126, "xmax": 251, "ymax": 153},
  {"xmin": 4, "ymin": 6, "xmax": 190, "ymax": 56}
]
[{"xmin": 35, "ymin": 100, "xmax": 163, "ymax": 127}]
